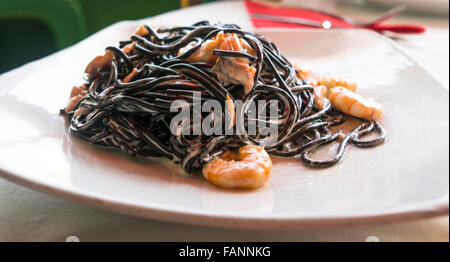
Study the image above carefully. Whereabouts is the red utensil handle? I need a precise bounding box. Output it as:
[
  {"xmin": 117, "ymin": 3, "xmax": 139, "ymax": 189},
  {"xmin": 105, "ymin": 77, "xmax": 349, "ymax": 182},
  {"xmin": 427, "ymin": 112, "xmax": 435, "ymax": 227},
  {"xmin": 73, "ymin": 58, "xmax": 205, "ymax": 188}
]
[{"xmin": 368, "ymin": 24, "xmax": 426, "ymax": 34}]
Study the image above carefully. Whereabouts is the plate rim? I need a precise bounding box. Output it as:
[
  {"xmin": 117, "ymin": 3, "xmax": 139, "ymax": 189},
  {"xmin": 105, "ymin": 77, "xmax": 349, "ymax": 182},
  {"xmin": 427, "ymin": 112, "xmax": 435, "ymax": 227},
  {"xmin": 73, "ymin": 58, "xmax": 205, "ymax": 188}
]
[
  {"xmin": 0, "ymin": 165, "xmax": 448, "ymax": 230},
  {"xmin": 0, "ymin": 28, "xmax": 448, "ymax": 230}
]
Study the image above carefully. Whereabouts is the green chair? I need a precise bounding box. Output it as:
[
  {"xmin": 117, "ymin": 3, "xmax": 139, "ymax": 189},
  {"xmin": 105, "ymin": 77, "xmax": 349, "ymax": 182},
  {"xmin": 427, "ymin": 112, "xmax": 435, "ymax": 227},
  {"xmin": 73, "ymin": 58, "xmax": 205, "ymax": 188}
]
[
  {"xmin": 76, "ymin": 0, "xmax": 181, "ymax": 34},
  {"xmin": 0, "ymin": 0, "xmax": 213, "ymax": 73},
  {"xmin": 0, "ymin": 0, "xmax": 88, "ymax": 72},
  {"xmin": 0, "ymin": 0, "xmax": 88, "ymax": 49}
]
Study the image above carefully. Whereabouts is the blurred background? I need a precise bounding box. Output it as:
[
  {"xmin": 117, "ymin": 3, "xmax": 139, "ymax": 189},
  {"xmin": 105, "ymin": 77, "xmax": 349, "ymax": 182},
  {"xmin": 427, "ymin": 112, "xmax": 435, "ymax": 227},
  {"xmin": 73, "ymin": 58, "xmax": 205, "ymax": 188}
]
[{"xmin": 0, "ymin": 0, "xmax": 448, "ymax": 74}]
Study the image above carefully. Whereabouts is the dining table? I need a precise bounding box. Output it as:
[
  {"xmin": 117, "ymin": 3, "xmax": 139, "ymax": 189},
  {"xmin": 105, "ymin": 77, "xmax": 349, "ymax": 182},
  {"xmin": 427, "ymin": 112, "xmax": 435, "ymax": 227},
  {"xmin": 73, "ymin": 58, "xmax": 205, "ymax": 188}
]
[{"xmin": 0, "ymin": 0, "xmax": 448, "ymax": 242}]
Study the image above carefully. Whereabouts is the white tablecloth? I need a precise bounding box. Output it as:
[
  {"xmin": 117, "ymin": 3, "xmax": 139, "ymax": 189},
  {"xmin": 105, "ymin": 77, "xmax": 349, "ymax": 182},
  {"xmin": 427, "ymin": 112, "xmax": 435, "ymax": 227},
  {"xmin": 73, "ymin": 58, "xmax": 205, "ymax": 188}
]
[{"xmin": 0, "ymin": 1, "xmax": 448, "ymax": 242}]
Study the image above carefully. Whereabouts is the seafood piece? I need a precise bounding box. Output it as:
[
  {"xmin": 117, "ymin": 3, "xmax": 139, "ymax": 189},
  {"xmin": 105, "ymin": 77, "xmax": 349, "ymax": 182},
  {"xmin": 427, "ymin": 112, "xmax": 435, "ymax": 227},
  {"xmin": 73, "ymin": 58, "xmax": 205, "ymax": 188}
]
[
  {"xmin": 134, "ymin": 25, "xmax": 149, "ymax": 37},
  {"xmin": 294, "ymin": 65, "xmax": 312, "ymax": 80},
  {"xmin": 122, "ymin": 42, "xmax": 136, "ymax": 55},
  {"xmin": 313, "ymin": 85, "xmax": 329, "ymax": 110},
  {"xmin": 315, "ymin": 76, "xmax": 358, "ymax": 94},
  {"xmin": 85, "ymin": 40, "xmax": 135, "ymax": 80},
  {"xmin": 123, "ymin": 68, "xmax": 139, "ymax": 83},
  {"xmin": 213, "ymin": 56, "xmax": 256, "ymax": 94},
  {"xmin": 180, "ymin": 31, "xmax": 225, "ymax": 64},
  {"xmin": 180, "ymin": 31, "xmax": 256, "ymax": 64},
  {"xmin": 212, "ymin": 33, "xmax": 256, "ymax": 93},
  {"xmin": 202, "ymin": 145, "xmax": 272, "ymax": 189},
  {"xmin": 180, "ymin": 31, "xmax": 256, "ymax": 93},
  {"xmin": 84, "ymin": 50, "xmax": 114, "ymax": 79},
  {"xmin": 329, "ymin": 86, "xmax": 383, "ymax": 121},
  {"xmin": 65, "ymin": 84, "xmax": 88, "ymax": 114}
]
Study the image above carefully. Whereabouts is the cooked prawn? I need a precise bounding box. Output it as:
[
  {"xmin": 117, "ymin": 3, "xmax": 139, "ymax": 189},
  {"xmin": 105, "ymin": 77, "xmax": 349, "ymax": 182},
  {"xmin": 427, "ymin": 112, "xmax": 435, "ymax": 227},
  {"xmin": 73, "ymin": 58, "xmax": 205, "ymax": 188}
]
[
  {"xmin": 315, "ymin": 76, "xmax": 358, "ymax": 94},
  {"xmin": 65, "ymin": 84, "xmax": 88, "ymax": 114},
  {"xmin": 294, "ymin": 65, "xmax": 312, "ymax": 80},
  {"xmin": 123, "ymin": 68, "xmax": 139, "ymax": 83},
  {"xmin": 180, "ymin": 31, "xmax": 255, "ymax": 65},
  {"xmin": 213, "ymin": 56, "xmax": 256, "ymax": 94},
  {"xmin": 313, "ymin": 85, "xmax": 328, "ymax": 110},
  {"xmin": 84, "ymin": 50, "xmax": 114, "ymax": 79},
  {"xmin": 180, "ymin": 31, "xmax": 225, "ymax": 65},
  {"xmin": 329, "ymin": 86, "xmax": 383, "ymax": 121},
  {"xmin": 202, "ymin": 145, "xmax": 272, "ymax": 189},
  {"xmin": 84, "ymin": 25, "xmax": 145, "ymax": 79},
  {"xmin": 122, "ymin": 42, "xmax": 136, "ymax": 55},
  {"xmin": 179, "ymin": 31, "xmax": 256, "ymax": 93},
  {"xmin": 85, "ymin": 40, "xmax": 136, "ymax": 80},
  {"xmin": 134, "ymin": 25, "xmax": 149, "ymax": 37},
  {"xmin": 212, "ymin": 33, "xmax": 256, "ymax": 93}
]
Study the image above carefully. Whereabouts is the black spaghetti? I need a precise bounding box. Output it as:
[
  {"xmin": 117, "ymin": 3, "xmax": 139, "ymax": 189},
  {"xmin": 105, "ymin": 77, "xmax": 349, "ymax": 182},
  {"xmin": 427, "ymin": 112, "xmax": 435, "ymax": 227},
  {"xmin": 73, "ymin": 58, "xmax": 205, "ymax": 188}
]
[{"xmin": 62, "ymin": 21, "xmax": 386, "ymax": 176}]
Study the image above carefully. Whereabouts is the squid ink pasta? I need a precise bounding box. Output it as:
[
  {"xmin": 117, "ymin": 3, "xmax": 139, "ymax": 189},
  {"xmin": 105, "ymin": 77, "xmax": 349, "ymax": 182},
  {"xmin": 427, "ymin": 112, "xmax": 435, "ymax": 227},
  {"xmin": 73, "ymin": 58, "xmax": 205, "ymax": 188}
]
[{"xmin": 62, "ymin": 21, "xmax": 386, "ymax": 189}]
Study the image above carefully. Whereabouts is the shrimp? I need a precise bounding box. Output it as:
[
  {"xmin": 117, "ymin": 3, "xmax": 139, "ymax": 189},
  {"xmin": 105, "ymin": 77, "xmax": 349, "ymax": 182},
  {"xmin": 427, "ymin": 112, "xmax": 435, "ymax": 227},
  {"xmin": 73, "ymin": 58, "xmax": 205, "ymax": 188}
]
[
  {"xmin": 202, "ymin": 145, "xmax": 272, "ymax": 189},
  {"xmin": 122, "ymin": 42, "xmax": 135, "ymax": 55},
  {"xmin": 84, "ymin": 39, "xmax": 136, "ymax": 80},
  {"xmin": 65, "ymin": 84, "xmax": 88, "ymax": 114},
  {"xmin": 134, "ymin": 25, "xmax": 149, "ymax": 37},
  {"xmin": 179, "ymin": 31, "xmax": 256, "ymax": 93},
  {"xmin": 179, "ymin": 31, "xmax": 225, "ymax": 65},
  {"xmin": 294, "ymin": 65, "xmax": 312, "ymax": 80},
  {"xmin": 315, "ymin": 76, "xmax": 358, "ymax": 94},
  {"xmin": 329, "ymin": 86, "xmax": 383, "ymax": 121},
  {"xmin": 213, "ymin": 56, "xmax": 256, "ymax": 94},
  {"xmin": 84, "ymin": 50, "xmax": 114, "ymax": 79},
  {"xmin": 212, "ymin": 33, "xmax": 256, "ymax": 93},
  {"xmin": 313, "ymin": 85, "xmax": 328, "ymax": 110},
  {"xmin": 180, "ymin": 31, "xmax": 256, "ymax": 65},
  {"xmin": 123, "ymin": 68, "xmax": 139, "ymax": 83}
]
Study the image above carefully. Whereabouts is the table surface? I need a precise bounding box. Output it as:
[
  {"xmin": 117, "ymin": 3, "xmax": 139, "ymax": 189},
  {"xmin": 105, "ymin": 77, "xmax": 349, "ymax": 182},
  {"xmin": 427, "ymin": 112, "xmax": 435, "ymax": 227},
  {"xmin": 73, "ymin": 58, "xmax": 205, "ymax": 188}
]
[{"xmin": 0, "ymin": 0, "xmax": 448, "ymax": 242}]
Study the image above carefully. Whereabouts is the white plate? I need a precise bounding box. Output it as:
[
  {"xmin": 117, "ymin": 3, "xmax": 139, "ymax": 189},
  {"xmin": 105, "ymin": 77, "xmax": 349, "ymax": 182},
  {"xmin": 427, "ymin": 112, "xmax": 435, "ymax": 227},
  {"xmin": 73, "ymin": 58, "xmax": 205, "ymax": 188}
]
[{"xmin": 0, "ymin": 25, "xmax": 448, "ymax": 229}]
